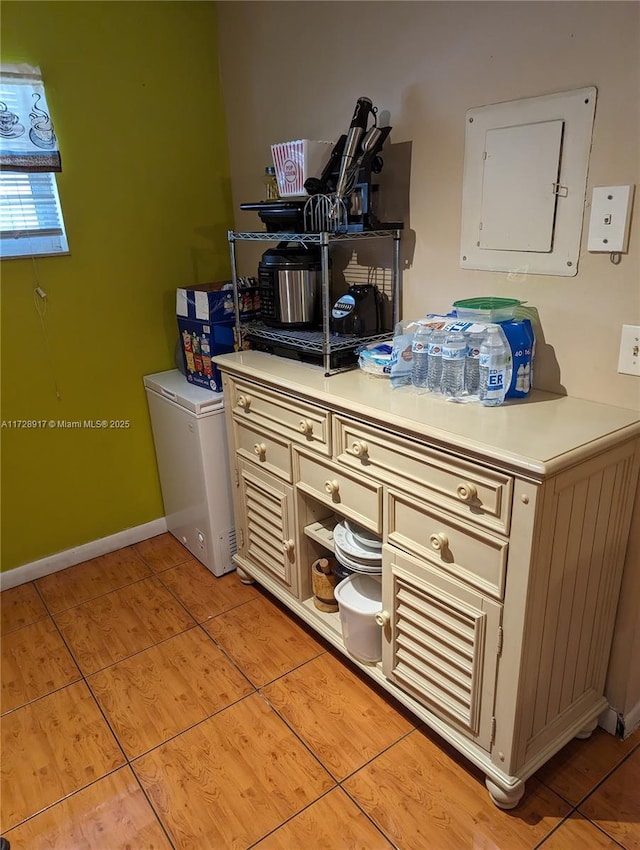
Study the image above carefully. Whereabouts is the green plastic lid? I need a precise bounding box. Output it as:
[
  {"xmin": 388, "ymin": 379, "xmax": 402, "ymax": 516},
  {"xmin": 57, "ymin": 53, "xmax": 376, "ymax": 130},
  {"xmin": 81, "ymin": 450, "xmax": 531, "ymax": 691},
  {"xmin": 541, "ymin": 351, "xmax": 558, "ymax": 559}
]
[{"xmin": 453, "ymin": 297, "xmax": 522, "ymax": 310}]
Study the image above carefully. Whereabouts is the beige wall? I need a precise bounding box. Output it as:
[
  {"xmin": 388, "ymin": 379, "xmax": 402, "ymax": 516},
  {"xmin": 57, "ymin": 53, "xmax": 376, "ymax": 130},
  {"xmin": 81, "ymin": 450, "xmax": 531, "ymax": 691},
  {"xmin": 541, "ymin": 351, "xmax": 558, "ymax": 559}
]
[{"xmin": 217, "ymin": 1, "xmax": 640, "ymax": 722}]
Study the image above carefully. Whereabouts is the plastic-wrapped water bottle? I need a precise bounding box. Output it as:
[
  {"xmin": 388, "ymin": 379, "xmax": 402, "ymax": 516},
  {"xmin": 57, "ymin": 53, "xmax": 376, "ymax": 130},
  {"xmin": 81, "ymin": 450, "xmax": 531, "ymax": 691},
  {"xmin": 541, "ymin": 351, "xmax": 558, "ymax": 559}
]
[
  {"xmin": 411, "ymin": 325, "xmax": 431, "ymax": 389},
  {"xmin": 441, "ymin": 330, "xmax": 467, "ymax": 398},
  {"xmin": 427, "ymin": 329, "xmax": 445, "ymax": 393},
  {"xmin": 464, "ymin": 332, "xmax": 484, "ymax": 396},
  {"xmin": 479, "ymin": 326, "xmax": 511, "ymax": 407}
]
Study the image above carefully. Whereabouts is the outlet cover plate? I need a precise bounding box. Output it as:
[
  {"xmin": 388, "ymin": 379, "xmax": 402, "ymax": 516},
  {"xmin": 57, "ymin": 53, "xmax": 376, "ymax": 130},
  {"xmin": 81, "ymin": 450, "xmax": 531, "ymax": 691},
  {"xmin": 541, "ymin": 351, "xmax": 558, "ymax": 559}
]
[
  {"xmin": 588, "ymin": 185, "xmax": 634, "ymax": 252},
  {"xmin": 618, "ymin": 324, "xmax": 640, "ymax": 376}
]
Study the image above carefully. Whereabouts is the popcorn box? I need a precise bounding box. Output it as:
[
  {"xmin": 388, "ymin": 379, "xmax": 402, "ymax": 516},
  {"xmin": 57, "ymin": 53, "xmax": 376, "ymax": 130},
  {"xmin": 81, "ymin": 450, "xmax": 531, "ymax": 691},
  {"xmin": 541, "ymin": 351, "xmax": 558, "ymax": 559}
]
[{"xmin": 271, "ymin": 139, "xmax": 333, "ymax": 197}]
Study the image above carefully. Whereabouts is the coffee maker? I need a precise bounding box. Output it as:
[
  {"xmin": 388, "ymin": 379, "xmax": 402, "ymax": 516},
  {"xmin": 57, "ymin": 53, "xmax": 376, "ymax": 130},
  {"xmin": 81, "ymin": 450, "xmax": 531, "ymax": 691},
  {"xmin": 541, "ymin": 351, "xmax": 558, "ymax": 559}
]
[{"xmin": 331, "ymin": 284, "xmax": 382, "ymax": 336}]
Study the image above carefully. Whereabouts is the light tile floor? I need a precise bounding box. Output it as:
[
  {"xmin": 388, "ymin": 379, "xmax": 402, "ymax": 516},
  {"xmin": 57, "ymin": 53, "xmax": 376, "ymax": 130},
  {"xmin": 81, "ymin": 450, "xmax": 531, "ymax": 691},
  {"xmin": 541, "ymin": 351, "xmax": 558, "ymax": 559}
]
[{"xmin": 1, "ymin": 533, "xmax": 638, "ymax": 849}]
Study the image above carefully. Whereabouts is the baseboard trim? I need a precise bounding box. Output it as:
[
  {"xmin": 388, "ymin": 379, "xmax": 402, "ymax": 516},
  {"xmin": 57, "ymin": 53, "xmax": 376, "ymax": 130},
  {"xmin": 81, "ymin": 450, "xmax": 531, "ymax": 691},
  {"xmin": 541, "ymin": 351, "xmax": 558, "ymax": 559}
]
[
  {"xmin": 623, "ymin": 699, "xmax": 640, "ymax": 738},
  {"xmin": 598, "ymin": 701, "xmax": 640, "ymax": 739},
  {"xmin": 598, "ymin": 706, "xmax": 620, "ymax": 736},
  {"xmin": 0, "ymin": 518, "xmax": 168, "ymax": 590}
]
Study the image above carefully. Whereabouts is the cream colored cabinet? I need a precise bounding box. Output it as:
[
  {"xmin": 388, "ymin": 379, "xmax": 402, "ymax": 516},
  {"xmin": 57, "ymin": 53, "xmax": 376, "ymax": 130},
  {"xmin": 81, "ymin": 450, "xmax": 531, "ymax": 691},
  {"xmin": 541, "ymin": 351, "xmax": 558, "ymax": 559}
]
[
  {"xmin": 223, "ymin": 374, "xmax": 330, "ymax": 594},
  {"xmin": 226, "ymin": 374, "xmax": 331, "ymax": 456},
  {"xmin": 380, "ymin": 544, "xmax": 502, "ymax": 750},
  {"xmin": 216, "ymin": 351, "xmax": 640, "ymax": 810},
  {"xmin": 233, "ymin": 418, "xmax": 292, "ymax": 482},
  {"xmin": 386, "ymin": 487, "xmax": 508, "ymax": 599},
  {"xmin": 334, "ymin": 414, "xmax": 513, "ymax": 535},
  {"xmin": 235, "ymin": 458, "xmax": 297, "ymax": 593},
  {"xmin": 294, "ymin": 447, "xmax": 383, "ymax": 534}
]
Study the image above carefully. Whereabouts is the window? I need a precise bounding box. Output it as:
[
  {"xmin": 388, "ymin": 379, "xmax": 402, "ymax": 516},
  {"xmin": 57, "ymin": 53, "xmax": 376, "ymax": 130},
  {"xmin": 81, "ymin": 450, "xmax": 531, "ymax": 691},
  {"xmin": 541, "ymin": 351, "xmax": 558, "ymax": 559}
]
[
  {"xmin": 1, "ymin": 62, "xmax": 68, "ymax": 259},
  {"xmin": 1, "ymin": 170, "xmax": 68, "ymax": 258}
]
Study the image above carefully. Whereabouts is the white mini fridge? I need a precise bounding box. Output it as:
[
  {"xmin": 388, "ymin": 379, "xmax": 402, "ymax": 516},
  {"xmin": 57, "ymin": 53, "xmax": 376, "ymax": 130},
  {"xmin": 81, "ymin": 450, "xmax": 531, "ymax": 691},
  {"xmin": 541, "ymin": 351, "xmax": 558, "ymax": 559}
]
[{"xmin": 144, "ymin": 369, "xmax": 236, "ymax": 576}]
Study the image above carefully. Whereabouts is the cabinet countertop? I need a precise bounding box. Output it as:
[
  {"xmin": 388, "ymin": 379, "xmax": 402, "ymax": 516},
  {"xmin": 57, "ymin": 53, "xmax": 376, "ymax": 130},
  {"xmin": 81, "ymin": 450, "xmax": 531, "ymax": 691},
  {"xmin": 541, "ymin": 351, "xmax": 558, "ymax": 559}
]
[{"xmin": 213, "ymin": 351, "xmax": 640, "ymax": 477}]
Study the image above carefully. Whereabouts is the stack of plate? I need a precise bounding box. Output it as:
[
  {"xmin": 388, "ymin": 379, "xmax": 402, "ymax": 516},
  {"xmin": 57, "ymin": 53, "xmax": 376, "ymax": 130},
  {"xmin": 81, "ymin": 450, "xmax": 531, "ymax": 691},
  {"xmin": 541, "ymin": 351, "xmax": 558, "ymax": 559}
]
[{"xmin": 333, "ymin": 519, "xmax": 382, "ymax": 574}]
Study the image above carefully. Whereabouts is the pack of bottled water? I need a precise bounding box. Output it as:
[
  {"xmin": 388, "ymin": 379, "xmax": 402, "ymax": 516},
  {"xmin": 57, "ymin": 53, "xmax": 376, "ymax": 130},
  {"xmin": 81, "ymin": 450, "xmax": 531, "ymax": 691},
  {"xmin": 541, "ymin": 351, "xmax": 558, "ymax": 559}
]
[{"xmin": 391, "ymin": 315, "xmax": 534, "ymax": 407}]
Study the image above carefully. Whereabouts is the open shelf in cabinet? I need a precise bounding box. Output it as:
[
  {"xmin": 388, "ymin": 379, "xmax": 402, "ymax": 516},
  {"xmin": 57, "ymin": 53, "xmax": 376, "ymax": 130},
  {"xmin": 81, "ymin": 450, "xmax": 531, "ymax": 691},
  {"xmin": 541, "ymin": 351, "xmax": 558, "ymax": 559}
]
[
  {"xmin": 301, "ymin": 596, "xmax": 343, "ymax": 641},
  {"xmin": 300, "ymin": 596, "xmax": 382, "ymax": 670},
  {"xmin": 303, "ymin": 516, "xmax": 337, "ymax": 551}
]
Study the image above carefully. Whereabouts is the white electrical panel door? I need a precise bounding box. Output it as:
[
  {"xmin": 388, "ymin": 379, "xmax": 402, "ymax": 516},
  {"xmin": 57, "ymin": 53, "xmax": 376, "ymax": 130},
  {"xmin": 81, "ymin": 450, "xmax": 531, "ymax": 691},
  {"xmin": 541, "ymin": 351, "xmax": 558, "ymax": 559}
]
[
  {"xmin": 480, "ymin": 120, "xmax": 563, "ymax": 252},
  {"xmin": 461, "ymin": 87, "xmax": 597, "ymax": 277}
]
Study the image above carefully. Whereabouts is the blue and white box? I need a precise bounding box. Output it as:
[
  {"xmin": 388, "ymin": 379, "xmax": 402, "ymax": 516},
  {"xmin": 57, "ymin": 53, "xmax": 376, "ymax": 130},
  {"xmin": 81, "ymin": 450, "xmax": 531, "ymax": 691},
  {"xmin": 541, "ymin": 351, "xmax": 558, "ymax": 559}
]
[{"xmin": 176, "ymin": 281, "xmax": 259, "ymax": 393}]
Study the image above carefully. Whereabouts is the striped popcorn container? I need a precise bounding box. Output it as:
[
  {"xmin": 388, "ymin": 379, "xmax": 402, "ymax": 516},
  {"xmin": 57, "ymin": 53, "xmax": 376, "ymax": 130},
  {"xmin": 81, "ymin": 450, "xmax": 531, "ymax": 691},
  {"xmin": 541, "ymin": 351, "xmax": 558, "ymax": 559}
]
[{"xmin": 271, "ymin": 140, "xmax": 334, "ymax": 197}]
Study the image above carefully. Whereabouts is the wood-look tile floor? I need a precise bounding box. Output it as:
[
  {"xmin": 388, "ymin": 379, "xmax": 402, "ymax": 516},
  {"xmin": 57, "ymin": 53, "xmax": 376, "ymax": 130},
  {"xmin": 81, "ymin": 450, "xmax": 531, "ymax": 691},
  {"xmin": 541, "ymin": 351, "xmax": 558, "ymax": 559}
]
[{"xmin": 1, "ymin": 533, "xmax": 638, "ymax": 849}]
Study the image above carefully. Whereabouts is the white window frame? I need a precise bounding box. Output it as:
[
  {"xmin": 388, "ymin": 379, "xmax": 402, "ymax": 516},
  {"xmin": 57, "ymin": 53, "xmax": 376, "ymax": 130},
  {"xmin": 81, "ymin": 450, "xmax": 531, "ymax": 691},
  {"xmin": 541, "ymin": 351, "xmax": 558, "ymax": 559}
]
[{"xmin": 0, "ymin": 169, "xmax": 69, "ymax": 259}]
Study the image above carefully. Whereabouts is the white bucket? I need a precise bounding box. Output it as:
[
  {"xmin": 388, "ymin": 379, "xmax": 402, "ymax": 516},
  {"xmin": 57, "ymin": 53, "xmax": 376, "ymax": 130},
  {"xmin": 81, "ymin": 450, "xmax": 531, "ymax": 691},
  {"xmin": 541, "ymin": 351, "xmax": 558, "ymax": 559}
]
[{"xmin": 334, "ymin": 574, "xmax": 382, "ymax": 663}]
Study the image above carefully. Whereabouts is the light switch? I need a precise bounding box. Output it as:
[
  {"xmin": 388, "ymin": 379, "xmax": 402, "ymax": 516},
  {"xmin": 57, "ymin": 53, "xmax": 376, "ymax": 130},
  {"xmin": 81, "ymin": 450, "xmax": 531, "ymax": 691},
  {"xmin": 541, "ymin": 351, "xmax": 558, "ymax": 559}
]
[
  {"xmin": 618, "ymin": 325, "xmax": 640, "ymax": 377},
  {"xmin": 587, "ymin": 185, "xmax": 634, "ymax": 252}
]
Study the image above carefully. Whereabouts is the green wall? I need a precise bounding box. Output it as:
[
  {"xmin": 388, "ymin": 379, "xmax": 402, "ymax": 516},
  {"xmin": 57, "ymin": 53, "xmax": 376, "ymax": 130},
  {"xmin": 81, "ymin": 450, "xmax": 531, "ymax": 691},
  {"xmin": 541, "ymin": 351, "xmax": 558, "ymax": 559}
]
[{"xmin": 0, "ymin": 1, "xmax": 233, "ymax": 571}]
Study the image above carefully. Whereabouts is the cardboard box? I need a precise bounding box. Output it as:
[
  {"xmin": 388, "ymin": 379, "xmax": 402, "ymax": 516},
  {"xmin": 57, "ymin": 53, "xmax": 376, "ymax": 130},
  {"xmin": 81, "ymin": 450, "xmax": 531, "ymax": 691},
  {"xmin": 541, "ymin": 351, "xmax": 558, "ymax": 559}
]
[
  {"xmin": 271, "ymin": 140, "xmax": 333, "ymax": 197},
  {"xmin": 176, "ymin": 281, "xmax": 259, "ymax": 393}
]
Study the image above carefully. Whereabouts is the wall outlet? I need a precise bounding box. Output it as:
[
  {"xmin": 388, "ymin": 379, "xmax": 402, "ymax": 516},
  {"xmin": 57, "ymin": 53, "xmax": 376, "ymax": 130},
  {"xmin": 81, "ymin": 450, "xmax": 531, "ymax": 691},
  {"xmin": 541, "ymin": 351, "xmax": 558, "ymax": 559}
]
[
  {"xmin": 588, "ymin": 185, "xmax": 634, "ymax": 253},
  {"xmin": 618, "ymin": 325, "xmax": 640, "ymax": 376}
]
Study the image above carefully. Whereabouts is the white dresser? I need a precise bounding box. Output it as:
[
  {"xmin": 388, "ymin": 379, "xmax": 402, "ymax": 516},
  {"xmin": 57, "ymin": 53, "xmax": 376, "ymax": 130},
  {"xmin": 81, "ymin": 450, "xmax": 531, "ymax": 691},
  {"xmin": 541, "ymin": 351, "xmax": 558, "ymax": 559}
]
[{"xmin": 213, "ymin": 350, "xmax": 640, "ymax": 808}]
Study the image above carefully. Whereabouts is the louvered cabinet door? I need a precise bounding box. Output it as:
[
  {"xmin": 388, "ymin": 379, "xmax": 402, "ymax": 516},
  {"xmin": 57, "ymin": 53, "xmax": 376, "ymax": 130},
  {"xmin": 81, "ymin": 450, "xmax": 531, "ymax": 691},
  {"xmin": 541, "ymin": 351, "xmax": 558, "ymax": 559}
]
[
  {"xmin": 381, "ymin": 545, "xmax": 502, "ymax": 750},
  {"xmin": 237, "ymin": 458, "xmax": 297, "ymax": 594}
]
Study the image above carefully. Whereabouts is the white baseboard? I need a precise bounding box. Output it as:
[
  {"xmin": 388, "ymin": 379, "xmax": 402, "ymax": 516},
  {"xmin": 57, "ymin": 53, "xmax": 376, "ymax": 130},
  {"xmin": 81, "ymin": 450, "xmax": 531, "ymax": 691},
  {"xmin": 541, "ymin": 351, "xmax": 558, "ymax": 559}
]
[
  {"xmin": 598, "ymin": 706, "xmax": 620, "ymax": 736},
  {"xmin": 598, "ymin": 701, "xmax": 640, "ymax": 739},
  {"xmin": 0, "ymin": 518, "xmax": 168, "ymax": 590},
  {"xmin": 623, "ymin": 699, "xmax": 640, "ymax": 738}
]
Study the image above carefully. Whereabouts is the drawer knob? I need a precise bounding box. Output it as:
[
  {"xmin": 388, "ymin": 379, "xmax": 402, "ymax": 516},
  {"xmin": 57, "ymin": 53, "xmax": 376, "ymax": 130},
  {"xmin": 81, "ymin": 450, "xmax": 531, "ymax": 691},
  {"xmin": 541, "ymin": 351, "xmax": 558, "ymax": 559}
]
[
  {"xmin": 237, "ymin": 394, "xmax": 251, "ymax": 411},
  {"xmin": 324, "ymin": 479, "xmax": 340, "ymax": 496},
  {"xmin": 456, "ymin": 482, "xmax": 478, "ymax": 503},
  {"xmin": 430, "ymin": 532, "xmax": 449, "ymax": 553},
  {"xmin": 299, "ymin": 418, "xmax": 314, "ymax": 436},
  {"xmin": 253, "ymin": 442, "xmax": 267, "ymax": 459},
  {"xmin": 375, "ymin": 610, "xmax": 391, "ymax": 628},
  {"xmin": 351, "ymin": 440, "xmax": 369, "ymax": 457},
  {"xmin": 282, "ymin": 539, "xmax": 295, "ymax": 554}
]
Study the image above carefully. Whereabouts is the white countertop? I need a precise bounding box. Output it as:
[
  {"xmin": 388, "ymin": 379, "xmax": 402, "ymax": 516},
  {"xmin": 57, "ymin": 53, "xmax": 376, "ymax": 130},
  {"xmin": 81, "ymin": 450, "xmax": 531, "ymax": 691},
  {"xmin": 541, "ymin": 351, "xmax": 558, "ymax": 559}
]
[{"xmin": 213, "ymin": 351, "xmax": 640, "ymax": 477}]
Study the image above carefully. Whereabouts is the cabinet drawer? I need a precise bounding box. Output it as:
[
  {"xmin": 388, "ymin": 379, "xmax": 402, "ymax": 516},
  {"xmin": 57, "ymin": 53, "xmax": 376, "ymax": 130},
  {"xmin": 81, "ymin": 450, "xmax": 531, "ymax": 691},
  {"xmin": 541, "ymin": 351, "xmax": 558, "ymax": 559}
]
[
  {"xmin": 387, "ymin": 489, "xmax": 508, "ymax": 599},
  {"xmin": 234, "ymin": 419, "xmax": 292, "ymax": 481},
  {"xmin": 334, "ymin": 415, "xmax": 512, "ymax": 534},
  {"xmin": 294, "ymin": 447, "xmax": 382, "ymax": 533},
  {"xmin": 227, "ymin": 377, "xmax": 330, "ymax": 454}
]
